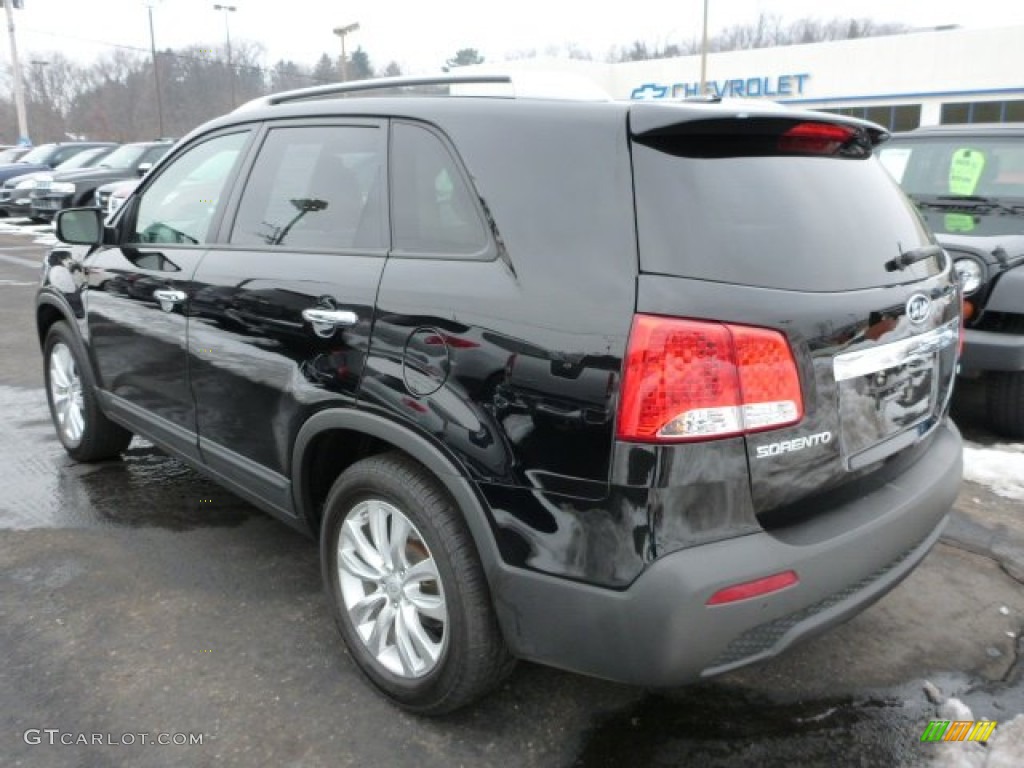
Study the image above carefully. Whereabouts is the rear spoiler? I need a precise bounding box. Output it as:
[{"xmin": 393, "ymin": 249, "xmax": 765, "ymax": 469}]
[{"xmin": 629, "ymin": 104, "xmax": 889, "ymax": 158}]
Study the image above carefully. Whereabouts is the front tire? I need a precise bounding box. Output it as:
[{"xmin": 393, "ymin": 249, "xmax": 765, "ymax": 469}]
[
  {"xmin": 986, "ymin": 371, "xmax": 1024, "ymax": 440},
  {"xmin": 321, "ymin": 452, "xmax": 513, "ymax": 714},
  {"xmin": 43, "ymin": 322, "xmax": 132, "ymax": 462}
]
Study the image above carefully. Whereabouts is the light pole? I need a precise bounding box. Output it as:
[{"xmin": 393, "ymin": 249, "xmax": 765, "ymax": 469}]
[
  {"xmin": 146, "ymin": 2, "xmax": 165, "ymax": 137},
  {"xmin": 333, "ymin": 23, "xmax": 359, "ymax": 82},
  {"xmin": 3, "ymin": 0, "xmax": 29, "ymax": 144},
  {"xmin": 699, "ymin": 0, "xmax": 709, "ymax": 96},
  {"xmin": 213, "ymin": 4, "xmax": 236, "ymax": 107}
]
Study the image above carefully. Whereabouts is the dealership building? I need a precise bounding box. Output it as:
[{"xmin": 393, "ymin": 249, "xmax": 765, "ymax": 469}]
[{"xmin": 498, "ymin": 25, "xmax": 1024, "ymax": 131}]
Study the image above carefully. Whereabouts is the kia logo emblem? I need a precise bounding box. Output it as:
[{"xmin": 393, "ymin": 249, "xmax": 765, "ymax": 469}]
[{"xmin": 906, "ymin": 294, "xmax": 931, "ymax": 324}]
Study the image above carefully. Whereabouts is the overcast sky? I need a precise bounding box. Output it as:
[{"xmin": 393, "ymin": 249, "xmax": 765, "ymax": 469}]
[{"xmin": 5, "ymin": 0, "xmax": 1024, "ymax": 74}]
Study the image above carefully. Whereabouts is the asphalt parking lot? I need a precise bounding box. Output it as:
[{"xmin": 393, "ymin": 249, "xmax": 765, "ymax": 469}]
[{"xmin": 1, "ymin": 221, "xmax": 1022, "ymax": 767}]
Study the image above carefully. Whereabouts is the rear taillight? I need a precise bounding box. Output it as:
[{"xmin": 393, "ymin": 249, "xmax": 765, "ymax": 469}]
[
  {"xmin": 616, "ymin": 315, "xmax": 803, "ymax": 442},
  {"xmin": 778, "ymin": 122, "xmax": 856, "ymax": 156}
]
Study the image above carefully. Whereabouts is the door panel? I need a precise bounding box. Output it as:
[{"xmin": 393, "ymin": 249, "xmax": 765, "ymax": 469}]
[
  {"xmin": 84, "ymin": 245, "xmax": 205, "ymax": 458},
  {"xmin": 83, "ymin": 130, "xmax": 253, "ymax": 461},
  {"xmin": 188, "ymin": 251, "xmax": 384, "ymax": 477},
  {"xmin": 189, "ymin": 120, "xmax": 388, "ymax": 485}
]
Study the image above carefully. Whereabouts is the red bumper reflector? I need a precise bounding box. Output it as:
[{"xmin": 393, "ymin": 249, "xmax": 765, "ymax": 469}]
[{"xmin": 706, "ymin": 570, "xmax": 800, "ymax": 606}]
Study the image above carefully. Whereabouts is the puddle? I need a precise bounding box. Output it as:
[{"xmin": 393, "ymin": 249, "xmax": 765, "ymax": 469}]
[
  {"xmin": 573, "ymin": 682, "xmax": 932, "ymax": 767},
  {"xmin": 0, "ymin": 385, "xmax": 257, "ymax": 530}
]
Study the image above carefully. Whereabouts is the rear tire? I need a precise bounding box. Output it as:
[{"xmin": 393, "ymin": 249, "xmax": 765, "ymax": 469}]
[
  {"xmin": 43, "ymin": 322, "xmax": 132, "ymax": 462},
  {"xmin": 320, "ymin": 452, "xmax": 514, "ymax": 714},
  {"xmin": 986, "ymin": 371, "xmax": 1024, "ymax": 440}
]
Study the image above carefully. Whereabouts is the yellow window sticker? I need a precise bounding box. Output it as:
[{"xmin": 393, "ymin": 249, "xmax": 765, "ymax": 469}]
[
  {"xmin": 944, "ymin": 213, "xmax": 976, "ymax": 233},
  {"xmin": 949, "ymin": 148, "xmax": 986, "ymax": 195}
]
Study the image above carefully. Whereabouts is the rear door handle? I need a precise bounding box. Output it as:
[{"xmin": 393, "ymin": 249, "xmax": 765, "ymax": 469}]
[
  {"xmin": 153, "ymin": 289, "xmax": 187, "ymax": 303},
  {"xmin": 302, "ymin": 308, "xmax": 358, "ymax": 337},
  {"xmin": 153, "ymin": 289, "xmax": 187, "ymax": 312}
]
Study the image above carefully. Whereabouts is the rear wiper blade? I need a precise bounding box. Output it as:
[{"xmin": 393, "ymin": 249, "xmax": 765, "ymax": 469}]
[{"xmin": 886, "ymin": 244, "xmax": 944, "ymax": 272}]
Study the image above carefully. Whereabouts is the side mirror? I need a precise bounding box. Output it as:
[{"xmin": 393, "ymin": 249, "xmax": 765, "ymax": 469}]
[
  {"xmin": 55, "ymin": 207, "xmax": 105, "ymax": 246},
  {"xmin": 136, "ymin": 163, "xmax": 153, "ymax": 177}
]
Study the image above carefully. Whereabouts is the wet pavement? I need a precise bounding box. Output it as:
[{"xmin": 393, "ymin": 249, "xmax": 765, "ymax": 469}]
[{"xmin": 1, "ymin": 230, "xmax": 1022, "ymax": 767}]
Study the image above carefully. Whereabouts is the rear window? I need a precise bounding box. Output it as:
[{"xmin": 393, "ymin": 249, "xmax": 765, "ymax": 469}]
[{"xmin": 633, "ymin": 140, "xmax": 938, "ymax": 291}]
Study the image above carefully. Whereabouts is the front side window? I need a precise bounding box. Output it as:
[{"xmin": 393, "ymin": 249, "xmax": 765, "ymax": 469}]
[
  {"xmin": 54, "ymin": 147, "xmax": 111, "ymax": 171},
  {"xmin": 230, "ymin": 124, "xmax": 385, "ymax": 250},
  {"xmin": 131, "ymin": 132, "xmax": 249, "ymax": 246},
  {"xmin": 51, "ymin": 146, "xmax": 91, "ymax": 166},
  {"xmin": 390, "ymin": 122, "xmax": 488, "ymax": 256},
  {"xmin": 99, "ymin": 145, "xmax": 148, "ymax": 170}
]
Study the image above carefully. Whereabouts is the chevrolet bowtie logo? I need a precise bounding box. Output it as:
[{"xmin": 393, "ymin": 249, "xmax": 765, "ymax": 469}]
[{"xmin": 631, "ymin": 83, "xmax": 668, "ymax": 100}]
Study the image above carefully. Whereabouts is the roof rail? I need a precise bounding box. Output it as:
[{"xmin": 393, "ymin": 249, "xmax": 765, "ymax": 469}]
[{"xmin": 237, "ymin": 74, "xmax": 514, "ymax": 111}]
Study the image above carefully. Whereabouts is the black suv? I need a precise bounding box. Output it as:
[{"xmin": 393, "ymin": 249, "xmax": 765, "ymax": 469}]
[
  {"xmin": 29, "ymin": 140, "xmax": 173, "ymax": 221},
  {"xmin": 880, "ymin": 123, "xmax": 1024, "ymax": 438},
  {"xmin": 37, "ymin": 75, "xmax": 962, "ymax": 714}
]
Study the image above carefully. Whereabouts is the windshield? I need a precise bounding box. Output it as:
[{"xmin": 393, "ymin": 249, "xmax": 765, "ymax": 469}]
[
  {"xmin": 99, "ymin": 145, "xmax": 146, "ymax": 170},
  {"xmin": 879, "ymin": 135, "xmax": 1024, "ymax": 236},
  {"xmin": 18, "ymin": 145, "xmax": 56, "ymax": 164},
  {"xmin": 879, "ymin": 136, "xmax": 1024, "ymax": 200},
  {"xmin": 0, "ymin": 148, "xmax": 26, "ymax": 164},
  {"xmin": 55, "ymin": 146, "xmax": 111, "ymax": 171}
]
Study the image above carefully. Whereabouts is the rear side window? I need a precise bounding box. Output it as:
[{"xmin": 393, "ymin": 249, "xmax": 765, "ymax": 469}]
[
  {"xmin": 632, "ymin": 136, "xmax": 938, "ymax": 291},
  {"xmin": 390, "ymin": 122, "xmax": 488, "ymax": 257},
  {"xmin": 230, "ymin": 125, "xmax": 385, "ymax": 251}
]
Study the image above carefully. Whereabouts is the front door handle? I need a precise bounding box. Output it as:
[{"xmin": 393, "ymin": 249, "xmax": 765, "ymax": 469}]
[
  {"xmin": 302, "ymin": 308, "xmax": 358, "ymax": 338},
  {"xmin": 153, "ymin": 289, "xmax": 187, "ymax": 312}
]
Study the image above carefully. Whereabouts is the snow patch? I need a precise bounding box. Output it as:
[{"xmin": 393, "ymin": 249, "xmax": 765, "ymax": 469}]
[{"xmin": 963, "ymin": 441, "xmax": 1024, "ymax": 501}]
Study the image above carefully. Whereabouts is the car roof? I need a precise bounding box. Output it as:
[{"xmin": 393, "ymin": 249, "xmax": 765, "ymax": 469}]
[{"xmin": 165, "ymin": 73, "xmax": 874, "ymax": 138}]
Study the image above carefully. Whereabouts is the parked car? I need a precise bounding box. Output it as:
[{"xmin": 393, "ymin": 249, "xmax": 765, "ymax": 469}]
[
  {"xmin": 879, "ymin": 123, "xmax": 1024, "ymax": 438},
  {"xmin": 29, "ymin": 140, "xmax": 173, "ymax": 222},
  {"xmin": 0, "ymin": 141, "xmax": 116, "ymax": 186},
  {"xmin": 0, "ymin": 146, "xmax": 118, "ymax": 219},
  {"xmin": 95, "ymin": 178, "xmax": 140, "ymax": 215},
  {"xmin": 37, "ymin": 75, "xmax": 962, "ymax": 714}
]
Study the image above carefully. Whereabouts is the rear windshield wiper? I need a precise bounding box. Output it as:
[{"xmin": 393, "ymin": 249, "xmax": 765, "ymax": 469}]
[{"xmin": 886, "ymin": 244, "xmax": 944, "ymax": 272}]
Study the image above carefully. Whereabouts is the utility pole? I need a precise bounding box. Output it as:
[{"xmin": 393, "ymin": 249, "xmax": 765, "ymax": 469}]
[
  {"xmin": 214, "ymin": 4, "xmax": 236, "ymax": 108},
  {"xmin": 3, "ymin": 0, "xmax": 29, "ymax": 144},
  {"xmin": 699, "ymin": 0, "xmax": 709, "ymax": 96},
  {"xmin": 147, "ymin": 2, "xmax": 165, "ymax": 137},
  {"xmin": 333, "ymin": 23, "xmax": 359, "ymax": 82}
]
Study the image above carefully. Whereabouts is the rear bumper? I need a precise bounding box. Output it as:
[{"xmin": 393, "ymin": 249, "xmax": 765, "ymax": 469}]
[
  {"xmin": 491, "ymin": 420, "xmax": 961, "ymax": 686},
  {"xmin": 960, "ymin": 329, "xmax": 1024, "ymax": 372}
]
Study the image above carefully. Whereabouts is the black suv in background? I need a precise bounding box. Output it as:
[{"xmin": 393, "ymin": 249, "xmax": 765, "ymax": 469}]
[
  {"xmin": 37, "ymin": 75, "xmax": 962, "ymax": 714},
  {"xmin": 29, "ymin": 140, "xmax": 173, "ymax": 221},
  {"xmin": 881, "ymin": 123, "xmax": 1024, "ymax": 438},
  {"xmin": 0, "ymin": 141, "xmax": 115, "ymax": 185},
  {"xmin": 0, "ymin": 145, "xmax": 118, "ymax": 219}
]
